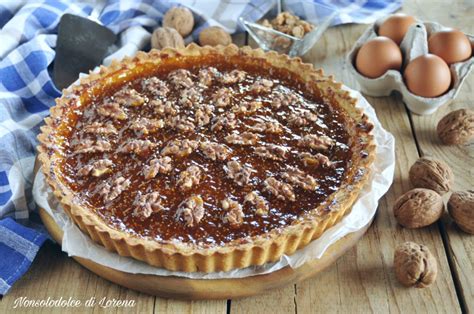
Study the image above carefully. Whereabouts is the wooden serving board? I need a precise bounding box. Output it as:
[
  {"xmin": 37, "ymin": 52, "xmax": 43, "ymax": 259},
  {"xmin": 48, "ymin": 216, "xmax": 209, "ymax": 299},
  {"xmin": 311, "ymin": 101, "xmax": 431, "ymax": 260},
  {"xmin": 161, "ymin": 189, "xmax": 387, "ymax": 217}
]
[
  {"xmin": 37, "ymin": 206, "xmax": 370, "ymax": 299},
  {"xmin": 35, "ymin": 160, "xmax": 371, "ymax": 300}
]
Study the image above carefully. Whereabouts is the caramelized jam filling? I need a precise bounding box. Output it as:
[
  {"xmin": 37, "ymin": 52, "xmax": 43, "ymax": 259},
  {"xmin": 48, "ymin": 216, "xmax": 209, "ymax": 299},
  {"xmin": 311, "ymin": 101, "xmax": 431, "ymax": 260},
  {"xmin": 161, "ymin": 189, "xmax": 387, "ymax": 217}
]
[{"xmin": 59, "ymin": 55, "xmax": 356, "ymax": 246}]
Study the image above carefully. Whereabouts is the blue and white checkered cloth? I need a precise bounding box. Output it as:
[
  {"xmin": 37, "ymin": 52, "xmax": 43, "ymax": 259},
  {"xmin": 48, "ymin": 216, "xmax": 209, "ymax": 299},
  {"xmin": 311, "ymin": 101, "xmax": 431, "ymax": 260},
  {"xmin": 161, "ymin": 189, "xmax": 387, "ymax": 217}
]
[{"xmin": 0, "ymin": 0, "xmax": 401, "ymax": 295}]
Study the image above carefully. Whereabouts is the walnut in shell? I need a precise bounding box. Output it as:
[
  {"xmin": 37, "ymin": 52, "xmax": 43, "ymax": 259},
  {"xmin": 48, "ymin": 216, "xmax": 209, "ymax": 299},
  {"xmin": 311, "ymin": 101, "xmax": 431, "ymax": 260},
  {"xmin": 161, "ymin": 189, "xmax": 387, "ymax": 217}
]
[
  {"xmin": 163, "ymin": 7, "xmax": 194, "ymax": 37},
  {"xmin": 199, "ymin": 26, "xmax": 232, "ymax": 47},
  {"xmin": 448, "ymin": 190, "xmax": 474, "ymax": 234},
  {"xmin": 393, "ymin": 188, "xmax": 444, "ymax": 228},
  {"xmin": 436, "ymin": 108, "xmax": 474, "ymax": 145},
  {"xmin": 394, "ymin": 242, "xmax": 438, "ymax": 288},
  {"xmin": 151, "ymin": 27, "xmax": 185, "ymax": 50},
  {"xmin": 409, "ymin": 156, "xmax": 454, "ymax": 194}
]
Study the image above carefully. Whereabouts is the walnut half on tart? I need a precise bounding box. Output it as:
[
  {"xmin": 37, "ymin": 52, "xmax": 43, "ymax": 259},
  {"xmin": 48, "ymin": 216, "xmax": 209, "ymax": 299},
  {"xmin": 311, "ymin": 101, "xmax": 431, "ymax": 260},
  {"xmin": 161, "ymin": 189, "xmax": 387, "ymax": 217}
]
[{"xmin": 38, "ymin": 44, "xmax": 375, "ymax": 272}]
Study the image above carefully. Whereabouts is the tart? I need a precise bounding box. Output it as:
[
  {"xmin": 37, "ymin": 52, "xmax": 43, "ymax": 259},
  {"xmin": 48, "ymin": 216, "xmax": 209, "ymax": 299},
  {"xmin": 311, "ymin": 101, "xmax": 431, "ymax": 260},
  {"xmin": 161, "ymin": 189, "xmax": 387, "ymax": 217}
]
[{"xmin": 38, "ymin": 44, "xmax": 375, "ymax": 272}]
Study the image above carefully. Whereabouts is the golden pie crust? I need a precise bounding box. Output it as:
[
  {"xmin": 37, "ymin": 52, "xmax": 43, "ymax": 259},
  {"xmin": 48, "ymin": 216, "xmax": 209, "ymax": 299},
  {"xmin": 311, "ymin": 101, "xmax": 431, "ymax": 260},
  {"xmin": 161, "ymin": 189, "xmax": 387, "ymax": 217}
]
[{"xmin": 38, "ymin": 44, "xmax": 375, "ymax": 272}]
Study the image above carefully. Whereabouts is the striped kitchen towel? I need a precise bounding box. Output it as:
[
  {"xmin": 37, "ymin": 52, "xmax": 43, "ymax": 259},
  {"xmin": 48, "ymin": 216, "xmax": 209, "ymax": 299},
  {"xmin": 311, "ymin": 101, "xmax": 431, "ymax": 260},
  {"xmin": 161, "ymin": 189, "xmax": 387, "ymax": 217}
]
[{"xmin": 0, "ymin": 0, "xmax": 401, "ymax": 295}]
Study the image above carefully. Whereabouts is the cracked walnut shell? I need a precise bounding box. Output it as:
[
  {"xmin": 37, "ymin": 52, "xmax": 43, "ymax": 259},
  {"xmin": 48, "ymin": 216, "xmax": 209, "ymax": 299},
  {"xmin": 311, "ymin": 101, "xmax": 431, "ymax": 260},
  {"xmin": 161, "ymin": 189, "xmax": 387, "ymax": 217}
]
[
  {"xmin": 163, "ymin": 7, "xmax": 194, "ymax": 37},
  {"xmin": 394, "ymin": 242, "xmax": 438, "ymax": 288},
  {"xmin": 437, "ymin": 109, "xmax": 474, "ymax": 145},
  {"xmin": 409, "ymin": 156, "xmax": 453, "ymax": 194},
  {"xmin": 151, "ymin": 27, "xmax": 185, "ymax": 50},
  {"xmin": 393, "ymin": 188, "xmax": 444, "ymax": 228},
  {"xmin": 448, "ymin": 190, "xmax": 474, "ymax": 234},
  {"xmin": 199, "ymin": 26, "xmax": 232, "ymax": 47}
]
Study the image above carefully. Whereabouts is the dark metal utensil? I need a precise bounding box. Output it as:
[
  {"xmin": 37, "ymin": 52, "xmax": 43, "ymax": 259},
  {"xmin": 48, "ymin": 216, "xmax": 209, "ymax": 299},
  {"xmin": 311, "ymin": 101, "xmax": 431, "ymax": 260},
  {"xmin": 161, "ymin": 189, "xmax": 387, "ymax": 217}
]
[{"xmin": 53, "ymin": 13, "xmax": 116, "ymax": 90}]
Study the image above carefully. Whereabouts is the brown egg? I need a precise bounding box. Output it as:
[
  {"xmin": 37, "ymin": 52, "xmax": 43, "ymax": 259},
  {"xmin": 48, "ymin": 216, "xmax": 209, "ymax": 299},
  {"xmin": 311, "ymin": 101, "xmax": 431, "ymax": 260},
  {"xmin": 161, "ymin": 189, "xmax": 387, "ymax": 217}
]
[
  {"xmin": 378, "ymin": 14, "xmax": 416, "ymax": 45},
  {"xmin": 355, "ymin": 36, "xmax": 402, "ymax": 78},
  {"xmin": 428, "ymin": 29, "xmax": 472, "ymax": 64},
  {"xmin": 404, "ymin": 54, "xmax": 451, "ymax": 98}
]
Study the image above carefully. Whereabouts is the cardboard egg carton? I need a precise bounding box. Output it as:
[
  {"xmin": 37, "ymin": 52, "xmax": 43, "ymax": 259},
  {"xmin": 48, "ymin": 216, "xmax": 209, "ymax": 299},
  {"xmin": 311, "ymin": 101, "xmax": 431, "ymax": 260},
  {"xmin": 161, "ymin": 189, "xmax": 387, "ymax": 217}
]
[{"xmin": 347, "ymin": 17, "xmax": 474, "ymax": 115}]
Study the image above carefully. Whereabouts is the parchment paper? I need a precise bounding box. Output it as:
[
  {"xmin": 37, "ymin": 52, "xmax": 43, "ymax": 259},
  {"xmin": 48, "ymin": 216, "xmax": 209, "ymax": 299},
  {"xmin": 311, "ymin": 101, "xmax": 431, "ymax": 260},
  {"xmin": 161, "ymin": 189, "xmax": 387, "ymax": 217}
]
[{"xmin": 33, "ymin": 87, "xmax": 395, "ymax": 279}]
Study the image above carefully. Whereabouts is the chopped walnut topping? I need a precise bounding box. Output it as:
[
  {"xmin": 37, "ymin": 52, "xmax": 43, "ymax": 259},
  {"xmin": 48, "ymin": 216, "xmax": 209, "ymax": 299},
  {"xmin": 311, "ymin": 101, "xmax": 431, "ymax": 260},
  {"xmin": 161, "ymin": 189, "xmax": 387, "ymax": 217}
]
[
  {"xmin": 249, "ymin": 121, "xmax": 283, "ymax": 134},
  {"xmin": 168, "ymin": 69, "xmax": 194, "ymax": 89},
  {"xmin": 221, "ymin": 70, "xmax": 246, "ymax": 84},
  {"xmin": 84, "ymin": 122, "xmax": 117, "ymax": 135},
  {"xmin": 143, "ymin": 156, "xmax": 172, "ymax": 179},
  {"xmin": 100, "ymin": 176, "xmax": 131, "ymax": 203},
  {"xmin": 298, "ymin": 134, "xmax": 334, "ymax": 150},
  {"xmin": 78, "ymin": 159, "xmax": 113, "ymax": 177},
  {"xmin": 271, "ymin": 92, "xmax": 299, "ymax": 109},
  {"xmin": 97, "ymin": 102, "xmax": 127, "ymax": 120},
  {"xmin": 129, "ymin": 117, "xmax": 164, "ymax": 134},
  {"xmin": 133, "ymin": 192, "xmax": 164, "ymax": 218},
  {"xmin": 175, "ymin": 195, "xmax": 205, "ymax": 227},
  {"xmin": 254, "ymin": 144, "xmax": 289, "ymax": 161},
  {"xmin": 151, "ymin": 99, "xmax": 178, "ymax": 116},
  {"xmin": 115, "ymin": 88, "xmax": 146, "ymax": 107},
  {"xmin": 198, "ymin": 67, "xmax": 219, "ymax": 86},
  {"xmin": 167, "ymin": 115, "xmax": 195, "ymax": 132},
  {"xmin": 259, "ymin": 12, "xmax": 315, "ymax": 38},
  {"xmin": 282, "ymin": 167, "xmax": 318, "ymax": 191},
  {"xmin": 179, "ymin": 87, "xmax": 201, "ymax": 108},
  {"xmin": 212, "ymin": 87, "xmax": 232, "ymax": 108},
  {"xmin": 287, "ymin": 110, "xmax": 318, "ymax": 127},
  {"xmin": 195, "ymin": 105, "xmax": 214, "ymax": 126},
  {"xmin": 161, "ymin": 139, "xmax": 199, "ymax": 157},
  {"xmin": 199, "ymin": 141, "xmax": 231, "ymax": 161},
  {"xmin": 226, "ymin": 160, "xmax": 253, "ymax": 186},
  {"xmin": 244, "ymin": 191, "xmax": 269, "ymax": 216},
  {"xmin": 225, "ymin": 132, "xmax": 258, "ymax": 146},
  {"xmin": 120, "ymin": 139, "xmax": 157, "ymax": 155},
  {"xmin": 250, "ymin": 78, "xmax": 273, "ymax": 93},
  {"xmin": 222, "ymin": 198, "xmax": 244, "ymax": 226},
  {"xmin": 263, "ymin": 177, "xmax": 295, "ymax": 201},
  {"xmin": 74, "ymin": 139, "xmax": 112, "ymax": 154},
  {"xmin": 77, "ymin": 165, "xmax": 94, "ymax": 177},
  {"xmin": 300, "ymin": 152, "xmax": 333, "ymax": 167},
  {"xmin": 211, "ymin": 113, "xmax": 237, "ymax": 131},
  {"xmin": 232, "ymin": 101, "xmax": 262, "ymax": 115},
  {"xmin": 178, "ymin": 165, "xmax": 202, "ymax": 190},
  {"xmin": 141, "ymin": 77, "xmax": 169, "ymax": 97}
]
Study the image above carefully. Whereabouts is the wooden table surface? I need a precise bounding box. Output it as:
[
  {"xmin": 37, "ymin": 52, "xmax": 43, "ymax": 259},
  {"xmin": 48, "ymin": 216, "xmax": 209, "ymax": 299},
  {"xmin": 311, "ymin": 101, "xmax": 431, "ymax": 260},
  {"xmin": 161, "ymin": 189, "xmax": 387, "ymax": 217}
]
[{"xmin": 1, "ymin": 1, "xmax": 472, "ymax": 313}]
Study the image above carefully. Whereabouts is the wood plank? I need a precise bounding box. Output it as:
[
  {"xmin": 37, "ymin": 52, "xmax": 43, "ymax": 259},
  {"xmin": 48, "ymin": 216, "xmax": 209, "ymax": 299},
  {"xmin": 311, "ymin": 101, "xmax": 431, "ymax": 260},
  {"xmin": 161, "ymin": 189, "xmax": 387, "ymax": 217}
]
[
  {"xmin": 404, "ymin": 1, "xmax": 474, "ymax": 311},
  {"xmin": 231, "ymin": 285, "xmax": 296, "ymax": 314},
  {"xmin": 0, "ymin": 241, "xmax": 155, "ymax": 313},
  {"xmin": 155, "ymin": 299, "xmax": 227, "ymax": 314}
]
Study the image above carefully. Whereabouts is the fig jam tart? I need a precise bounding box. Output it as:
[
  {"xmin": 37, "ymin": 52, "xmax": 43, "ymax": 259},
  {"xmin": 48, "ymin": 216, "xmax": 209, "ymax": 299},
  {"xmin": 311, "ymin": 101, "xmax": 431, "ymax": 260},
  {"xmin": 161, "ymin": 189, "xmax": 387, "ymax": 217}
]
[{"xmin": 38, "ymin": 45, "xmax": 375, "ymax": 272}]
